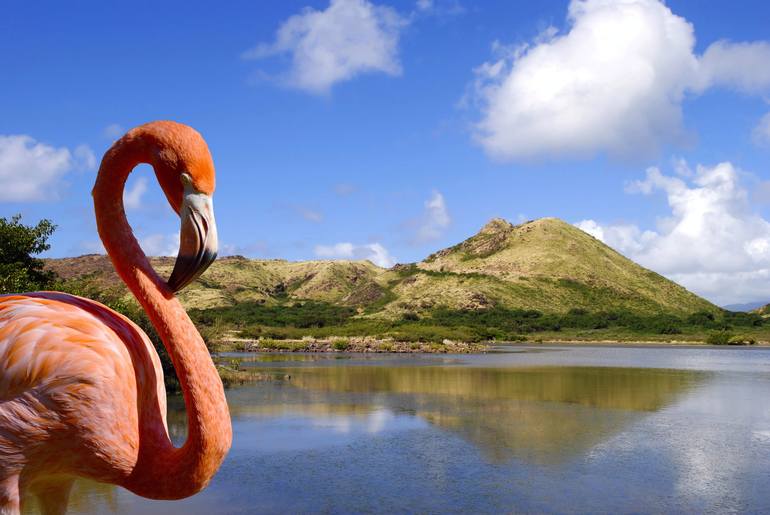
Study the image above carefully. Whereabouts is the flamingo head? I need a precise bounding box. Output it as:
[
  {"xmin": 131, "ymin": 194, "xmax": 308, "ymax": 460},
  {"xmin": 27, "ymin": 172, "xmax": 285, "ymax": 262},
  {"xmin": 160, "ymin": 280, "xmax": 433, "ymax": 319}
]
[{"xmin": 147, "ymin": 122, "xmax": 219, "ymax": 292}]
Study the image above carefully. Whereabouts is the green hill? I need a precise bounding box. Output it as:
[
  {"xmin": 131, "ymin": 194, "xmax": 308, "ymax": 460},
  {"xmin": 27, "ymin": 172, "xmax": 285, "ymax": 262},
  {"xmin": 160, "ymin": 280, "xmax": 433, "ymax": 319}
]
[
  {"xmin": 46, "ymin": 217, "xmax": 717, "ymax": 317},
  {"xmin": 48, "ymin": 217, "xmax": 768, "ymax": 345},
  {"xmin": 392, "ymin": 217, "xmax": 717, "ymax": 316},
  {"xmin": 46, "ymin": 254, "xmax": 389, "ymax": 311}
]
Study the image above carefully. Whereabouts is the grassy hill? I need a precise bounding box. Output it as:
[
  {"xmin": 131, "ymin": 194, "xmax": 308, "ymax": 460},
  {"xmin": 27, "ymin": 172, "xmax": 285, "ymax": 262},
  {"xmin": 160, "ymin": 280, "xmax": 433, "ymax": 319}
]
[
  {"xmin": 47, "ymin": 217, "xmax": 768, "ymax": 344},
  {"xmin": 47, "ymin": 255, "xmax": 389, "ymax": 310},
  {"xmin": 47, "ymin": 217, "xmax": 717, "ymax": 316},
  {"xmin": 394, "ymin": 217, "xmax": 716, "ymax": 316}
]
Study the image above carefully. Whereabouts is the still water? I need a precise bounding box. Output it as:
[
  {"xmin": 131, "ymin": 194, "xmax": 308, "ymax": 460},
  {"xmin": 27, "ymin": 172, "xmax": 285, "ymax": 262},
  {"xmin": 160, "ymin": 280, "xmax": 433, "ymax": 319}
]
[{"xmin": 39, "ymin": 346, "xmax": 770, "ymax": 513}]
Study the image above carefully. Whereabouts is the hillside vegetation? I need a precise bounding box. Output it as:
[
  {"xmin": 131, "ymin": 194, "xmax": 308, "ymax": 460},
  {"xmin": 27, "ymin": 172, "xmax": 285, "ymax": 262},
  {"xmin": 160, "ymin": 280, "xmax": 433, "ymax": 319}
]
[
  {"xmin": 46, "ymin": 217, "xmax": 768, "ymax": 344},
  {"xmin": 47, "ymin": 218, "xmax": 717, "ymax": 315}
]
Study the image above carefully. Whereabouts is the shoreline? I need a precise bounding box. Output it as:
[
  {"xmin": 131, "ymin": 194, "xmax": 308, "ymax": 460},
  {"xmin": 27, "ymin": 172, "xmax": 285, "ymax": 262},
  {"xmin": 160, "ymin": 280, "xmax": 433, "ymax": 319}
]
[
  {"xmin": 501, "ymin": 340, "xmax": 770, "ymax": 348},
  {"xmin": 217, "ymin": 336, "xmax": 769, "ymax": 354},
  {"xmin": 221, "ymin": 337, "xmax": 487, "ymax": 353}
]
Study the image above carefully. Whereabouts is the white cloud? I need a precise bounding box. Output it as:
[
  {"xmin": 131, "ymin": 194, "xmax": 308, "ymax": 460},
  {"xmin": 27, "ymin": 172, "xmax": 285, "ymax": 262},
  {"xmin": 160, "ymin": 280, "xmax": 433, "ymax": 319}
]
[
  {"xmin": 123, "ymin": 176, "xmax": 148, "ymax": 210},
  {"xmin": 575, "ymin": 162, "xmax": 770, "ymax": 305},
  {"xmin": 574, "ymin": 219, "xmax": 655, "ymax": 257},
  {"xmin": 695, "ymin": 41, "xmax": 770, "ymax": 94},
  {"xmin": 139, "ymin": 233, "xmax": 180, "ymax": 257},
  {"xmin": 471, "ymin": 0, "xmax": 770, "ymax": 161},
  {"xmin": 73, "ymin": 144, "xmax": 96, "ymax": 171},
  {"xmin": 413, "ymin": 190, "xmax": 451, "ymax": 243},
  {"xmin": 753, "ymin": 111, "xmax": 770, "ymax": 147},
  {"xmin": 243, "ymin": 0, "xmax": 406, "ymax": 94},
  {"xmin": 0, "ymin": 135, "xmax": 95, "ymax": 202},
  {"xmin": 752, "ymin": 179, "xmax": 770, "ymax": 205},
  {"xmin": 103, "ymin": 123, "xmax": 124, "ymax": 140},
  {"xmin": 314, "ymin": 241, "xmax": 396, "ymax": 267}
]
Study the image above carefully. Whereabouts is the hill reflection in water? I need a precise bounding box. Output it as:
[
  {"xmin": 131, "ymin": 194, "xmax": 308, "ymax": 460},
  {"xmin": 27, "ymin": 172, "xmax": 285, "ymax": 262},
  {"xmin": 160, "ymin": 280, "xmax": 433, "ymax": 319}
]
[
  {"xmin": 227, "ymin": 364, "xmax": 706, "ymax": 464},
  {"xmin": 31, "ymin": 358, "xmax": 711, "ymax": 514}
]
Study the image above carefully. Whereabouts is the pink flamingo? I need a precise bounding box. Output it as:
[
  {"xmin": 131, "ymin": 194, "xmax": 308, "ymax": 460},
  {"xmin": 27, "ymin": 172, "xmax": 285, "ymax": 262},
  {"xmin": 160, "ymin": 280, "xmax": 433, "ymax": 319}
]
[{"xmin": 0, "ymin": 121, "xmax": 232, "ymax": 514}]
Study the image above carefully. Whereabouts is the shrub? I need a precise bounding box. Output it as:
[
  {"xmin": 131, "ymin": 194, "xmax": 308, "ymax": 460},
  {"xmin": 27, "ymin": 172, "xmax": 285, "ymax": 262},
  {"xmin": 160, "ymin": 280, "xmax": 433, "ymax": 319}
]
[
  {"xmin": 687, "ymin": 311, "xmax": 716, "ymax": 326},
  {"xmin": 0, "ymin": 214, "xmax": 57, "ymax": 294},
  {"xmin": 706, "ymin": 331, "xmax": 734, "ymax": 345},
  {"xmin": 258, "ymin": 338, "xmax": 303, "ymax": 351},
  {"xmin": 190, "ymin": 300, "xmax": 355, "ymax": 329},
  {"xmin": 332, "ymin": 339, "xmax": 350, "ymax": 351},
  {"xmin": 725, "ymin": 334, "xmax": 756, "ymax": 346},
  {"xmin": 198, "ymin": 317, "xmax": 228, "ymax": 351}
]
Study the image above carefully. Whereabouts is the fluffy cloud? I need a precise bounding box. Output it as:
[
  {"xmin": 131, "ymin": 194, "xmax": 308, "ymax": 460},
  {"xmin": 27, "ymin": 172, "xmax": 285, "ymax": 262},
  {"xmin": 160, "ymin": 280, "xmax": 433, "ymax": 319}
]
[
  {"xmin": 413, "ymin": 190, "xmax": 451, "ymax": 243},
  {"xmin": 123, "ymin": 176, "xmax": 148, "ymax": 210},
  {"xmin": 139, "ymin": 233, "xmax": 180, "ymax": 257},
  {"xmin": 244, "ymin": 0, "xmax": 406, "ymax": 94},
  {"xmin": 575, "ymin": 162, "xmax": 770, "ymax": 305},
  {"xmin": 314, "ymin": 241, "xmax": 396, "ymax": 267},
  {"xmin": 695, "ymin": 40, "xmax": 770, "ymax": 94},
  {"xmin": 0, "ymin": 135, "xmax": 95, "ymax": 202},
  {"xmin": 471, "ymin": 0, "xmax": 770, "ymax": 161}
]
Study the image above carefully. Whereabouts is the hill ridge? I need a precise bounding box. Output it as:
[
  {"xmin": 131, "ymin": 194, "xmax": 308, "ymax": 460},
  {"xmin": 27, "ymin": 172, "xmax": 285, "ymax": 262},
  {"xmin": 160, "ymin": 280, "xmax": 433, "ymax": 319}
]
[{"xmin": 45, "ymin": 217, "xmax": 719, "ymax": 316}]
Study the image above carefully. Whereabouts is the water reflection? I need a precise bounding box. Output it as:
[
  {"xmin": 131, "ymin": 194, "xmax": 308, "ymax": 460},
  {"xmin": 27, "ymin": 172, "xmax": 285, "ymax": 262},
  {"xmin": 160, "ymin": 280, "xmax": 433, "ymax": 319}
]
[
  {"xmin": 37, "ymin": 347, "xmax": 770, "ymax": 514},
  {"xmin": 239, "ymin": 366, "xmax": 704, "ymax": 464},
  {"xmin": 23, "ymin": 480, "xmax": 118, "ymax": 514}
]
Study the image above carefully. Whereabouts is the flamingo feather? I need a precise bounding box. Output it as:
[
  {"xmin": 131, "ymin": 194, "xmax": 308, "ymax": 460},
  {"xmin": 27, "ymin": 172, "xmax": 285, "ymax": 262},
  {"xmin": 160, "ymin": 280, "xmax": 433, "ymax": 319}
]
[{"xmin": 0, "ymin": 121, "xmax": 231, "ymax": 514}]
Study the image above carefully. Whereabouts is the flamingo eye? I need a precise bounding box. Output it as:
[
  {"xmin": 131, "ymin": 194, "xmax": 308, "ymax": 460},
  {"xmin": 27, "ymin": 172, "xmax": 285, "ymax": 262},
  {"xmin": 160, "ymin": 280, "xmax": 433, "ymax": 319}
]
[{"xmin": 180, "ymin": 173, "xmax": 193, "ymax": 186}]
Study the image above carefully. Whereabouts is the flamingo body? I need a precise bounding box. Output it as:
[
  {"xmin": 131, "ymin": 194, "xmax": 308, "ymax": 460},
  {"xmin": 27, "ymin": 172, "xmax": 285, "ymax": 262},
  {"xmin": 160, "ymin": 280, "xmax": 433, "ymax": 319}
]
[
  {"xmin": 0, "ymin": 292, "xmax": 167, "ymax": 508},
  {"xmin": 0, "ymin": 121, "xmax": 231, "ymax": 514}
]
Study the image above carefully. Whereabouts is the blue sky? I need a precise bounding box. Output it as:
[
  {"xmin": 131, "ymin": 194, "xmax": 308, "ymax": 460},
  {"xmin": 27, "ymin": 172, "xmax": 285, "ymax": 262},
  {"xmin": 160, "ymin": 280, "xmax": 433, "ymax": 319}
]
[{"xmin": 2, "ymin": 0, "xmax": 770, "ymax": 306}]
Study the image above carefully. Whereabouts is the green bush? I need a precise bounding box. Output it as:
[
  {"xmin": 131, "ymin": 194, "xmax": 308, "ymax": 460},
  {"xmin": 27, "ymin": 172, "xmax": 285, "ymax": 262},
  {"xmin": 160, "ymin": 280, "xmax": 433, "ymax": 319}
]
[
  {"xmin": 0, "ymin": 214, "xmax": 57, "ymax": 294},
  {"xmin": 718, "ymin": 334, "xmax": 756, "ymax": 345},
  {"xmin": 706, "ymin": 331, "xmax": 734, "ymax": 345},
  {"xmin": 190, "ymin": 300, "xmax": 355, "ymax": 329},
  {"xmin": 208, "ymin": 300, "xmax": 764, "ymax": 346},
  {"xmin": 332, "ymin": 339, "xmax": 350, "ymax": 351},
  {"xmin": 257, "ymin": 338, "xmax": 303, "ymax": 351}
]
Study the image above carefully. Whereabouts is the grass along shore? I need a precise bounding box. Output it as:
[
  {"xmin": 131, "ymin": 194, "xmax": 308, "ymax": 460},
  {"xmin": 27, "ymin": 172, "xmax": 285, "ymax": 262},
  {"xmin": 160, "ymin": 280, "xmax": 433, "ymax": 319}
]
[
  {"xmin": 214, "ymin": 334, "xmax": 487, "ymax": 353},
  {"xmin": 197, "ymin": 305, "xmax": 770, "ymax": 355},
  {"xmin": 209, "ymin": 329, "xmax": 768, "ymax": 356}
]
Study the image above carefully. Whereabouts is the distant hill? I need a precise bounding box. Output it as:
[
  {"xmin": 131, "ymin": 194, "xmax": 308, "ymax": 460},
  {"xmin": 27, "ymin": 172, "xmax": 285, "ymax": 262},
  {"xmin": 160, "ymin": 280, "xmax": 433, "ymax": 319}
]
[
  {"xmin": 45, "ymin": 217, "xmax": 718, "ymax": 318},
  {"xmin": 724, "ymin": 301, "xmax": 767, "ymax": 312}
]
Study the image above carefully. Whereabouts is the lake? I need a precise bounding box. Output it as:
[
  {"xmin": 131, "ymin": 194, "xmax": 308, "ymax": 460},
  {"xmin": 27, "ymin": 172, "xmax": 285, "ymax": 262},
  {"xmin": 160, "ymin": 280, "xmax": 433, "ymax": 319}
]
[{"xmin": 38, "ymin": 345, "xmax": 770, "ymax": 514}]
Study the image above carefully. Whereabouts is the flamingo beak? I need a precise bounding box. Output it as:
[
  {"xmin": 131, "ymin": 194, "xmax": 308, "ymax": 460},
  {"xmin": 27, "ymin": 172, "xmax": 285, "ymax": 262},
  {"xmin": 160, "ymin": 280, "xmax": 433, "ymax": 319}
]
[{"xmin": 167, "ymin": 186, "xmax": 218, "ymax": 293}]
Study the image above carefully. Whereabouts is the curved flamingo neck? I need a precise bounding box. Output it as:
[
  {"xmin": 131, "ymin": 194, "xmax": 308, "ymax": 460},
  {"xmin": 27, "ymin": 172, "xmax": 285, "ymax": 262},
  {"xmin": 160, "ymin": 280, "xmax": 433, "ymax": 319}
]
[{"xmin": 93, "ymin": 131, "xmax": 231, "ymax": 499}]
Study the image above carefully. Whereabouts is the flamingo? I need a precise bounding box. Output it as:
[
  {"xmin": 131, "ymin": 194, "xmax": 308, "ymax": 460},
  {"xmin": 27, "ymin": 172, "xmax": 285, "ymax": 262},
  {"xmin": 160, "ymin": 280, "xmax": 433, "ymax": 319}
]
[{"xmin": 0, "ymin": 121, "xmax": 232, "ymax": 514}]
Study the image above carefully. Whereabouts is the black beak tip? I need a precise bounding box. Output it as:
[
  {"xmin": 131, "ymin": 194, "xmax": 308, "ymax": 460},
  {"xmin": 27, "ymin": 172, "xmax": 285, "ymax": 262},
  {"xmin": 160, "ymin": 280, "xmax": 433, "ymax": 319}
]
[
  {"xmin": 166, "ymin": 272, "xmax": 187, "ymax": 293},
  {"xmin": 167, "ymin": 277, "xmax": 183, "ymax": 293},
  {"xmin": 166, "ymin": 249, "xmax": 217, "ymax": 294}
]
